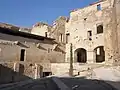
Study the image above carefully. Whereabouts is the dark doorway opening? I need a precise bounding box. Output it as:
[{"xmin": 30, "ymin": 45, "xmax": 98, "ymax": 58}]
[
  {"xmin": 43, "ymin": 72, "xmax": 52, "ymax": 77},
  {"xmin": 45, "ymin": 32, "xmax": 47, "ymax": 37},
  {"xmin": 94, "ymin": 46, "xmax": 105, "ymax": 63},
  {"xmin": 75, "ymin": 48, "xmax": 87, "ymax": 63},
  {"xmin": 19, "ymin": 64, "xmax": 24, "ymax": 74},
  {"xmin": 20, "ymin": 49, "xmax": 25, "ymax": 61}
]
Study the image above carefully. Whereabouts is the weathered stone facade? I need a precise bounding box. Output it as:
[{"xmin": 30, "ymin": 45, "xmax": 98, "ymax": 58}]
[
  {"xmin": 65, "ymin": 0, "xmax": 120, "ymax": 65},
  {"xmin": 50, "ymin": 16, "xmax": 68, "ymax": 44},
  {"xmin": 0, "ymin": 0, "xmax": 120, "ymax": 83},
  {"xmin": 114, "ymin": 0, "xmax": 120, "ymax": 65},
  {"xmin": 0, "ymin": 26, "xmax": 65, "ymax": 83},
  {"xmin": 31, "ymin": 22, "xmax": 52, "ymax": 38},
  {"xmin": 31, "ymin": 16, "xmax": 67, "ymax": 62}
]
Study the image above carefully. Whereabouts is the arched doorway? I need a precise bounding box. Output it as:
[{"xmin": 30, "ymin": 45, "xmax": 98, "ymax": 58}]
[
  {"xmin": 75, "ymin": 48, "xmax": 87, "ymax": 63},
  {"xmin": 94, "ymin": 46, "xmax": 105, "ymax": 63}
]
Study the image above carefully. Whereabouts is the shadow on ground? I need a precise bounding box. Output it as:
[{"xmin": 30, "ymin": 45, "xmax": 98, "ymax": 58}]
[
  {"xmin": 0, "ymin": 76, "xmax": 119, "ymax": 90},
  {"xmin": 0, "ymin": 64, "xmax": 31, "ymax": 84},
  {"xmin": 0, "ymin": 64, "xmax": 119, "ymax": 90}
]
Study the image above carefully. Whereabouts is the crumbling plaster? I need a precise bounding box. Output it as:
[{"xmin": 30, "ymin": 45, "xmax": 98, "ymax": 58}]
[
  {"xmin": 31, "ymin": 22, "xmax": 52, "ymax": 37},
  {"xmin": 65, "ymin": 0, "xmax": 119, "ymax": 65}
]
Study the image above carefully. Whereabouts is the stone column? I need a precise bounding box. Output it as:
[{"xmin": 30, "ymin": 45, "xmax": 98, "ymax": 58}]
[
  {"xmin": 65, "ymin": 44, "xmax": 70, "ymax": 62},
  {"xmin": 34, "ymin": 64, "xmax": 43, "ymax": 79},
  {"xmin": 34, "ymin": 63, "xmax": 38, "ymax": 79},
  {"xmin": 87, "ymin": 50, "xmax": 94, "ymax": 63},
  {"xmin": 13, "ymin": 62, "xmax": 17, "ymax": 72}
]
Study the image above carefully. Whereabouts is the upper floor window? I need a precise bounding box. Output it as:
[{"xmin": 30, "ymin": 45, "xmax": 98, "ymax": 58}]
[
  {"xmin": 66, "ymin": 33, "xmax": 70, "ymax": 43},
  {"xmin": 59, "ymin": 34, "xmax": 63, "ymax": 42},
  {"xmin": 88, "ymin": 31, "xmax": 92, "ymax": 40},
  {"xmin": 97, "ymin": 4, "xmax": 101, "ymax": 11},
  {"xmin": 45, "ymin": 32, "xmax": 47, "ymax": 37},
  {"xmin": 97, "ymin": 25, "xmax": 103, "ymax": 34},
  {"xmin": 84, "ymin": 18, "xmax": 87, "ymax": 21},
  {"xmin": 20, "ymin": 49, "xmax": 25, "ymax": 61}
]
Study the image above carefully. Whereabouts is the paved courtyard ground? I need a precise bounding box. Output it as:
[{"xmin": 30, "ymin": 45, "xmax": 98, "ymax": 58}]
[{"xmin": 0, "ymin": 77, "xmax": 118, "ymax": 90}]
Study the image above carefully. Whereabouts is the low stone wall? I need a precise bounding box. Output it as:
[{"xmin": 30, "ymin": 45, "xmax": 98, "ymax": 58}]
[
  {"xmin": 51, "ymin": 63, "xmax": 104, "ymax": 76},
  {"xmin": 0, "ymin": 62, "xmax": 51, "ymax": 84}
]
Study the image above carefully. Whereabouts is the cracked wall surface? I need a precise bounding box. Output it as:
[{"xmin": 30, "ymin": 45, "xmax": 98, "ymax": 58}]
[
  {"xmin": 0, "ymin": 28, "xmax": 65, "ymax": 83},
  {"xmin": 0, "ymin": 0, "xmax": 120, "ymax": 84},
  {"xmin": 114, "ymin": 0, "xmax": 120, "ymax": 65},
  {"xmin": 31, "ymin": 22, "xmax": 52, "ymax": 37},
  {"xmin": 65, "ymin": 0, "xmax": 120, "ymax": 65}
]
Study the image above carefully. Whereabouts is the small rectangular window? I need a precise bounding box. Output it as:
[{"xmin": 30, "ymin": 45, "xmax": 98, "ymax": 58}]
[
  {"xmin": 88, "ymin": 31, "xmax": 92, "ymax": 36},
  {"xmin": 97, "ymin": 4, "xmax": 101, "ymax": 11},
  {"xmin": 59, "ymin": 34, "xmax": 63, "ymax": 42},
  {"xmin": 61, "ymin": 34, "xmax": 63, "ymax": 42},
  {"xmin": 88, "ymin": 31, "xmax": 92, "ymax": 40},
  {"xmin": 66, "ymin": 33, "xmax": 70, "ymax": 43},
  {"xmin": 20, "ymin": 49, "xmax": 25, "ymax": 61},
  {"xmin": 45, "ymin": 32, "xmax": 47, "ymax": 37},
  {"xmin": 97, "ymin": 25, "xmax": 103, "ymax": 34}
]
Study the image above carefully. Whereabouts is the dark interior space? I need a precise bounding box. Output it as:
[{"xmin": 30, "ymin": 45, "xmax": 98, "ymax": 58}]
[
  {"xmin": 20, "ymin": 49, "xmax": 25, "ymax": 61},
  {"xmin": 75, "ymin": 48, "xmax": 87, "ymax": 63},
  {"xmin": 97, "ymin": 25, "xmax": 103, "ymax": 34},
  {"xmin": 19, "ymin": 64, "xmax": 25, "ymax": 74},
  {"xmin": 94, "ymin": 46, "xmax": 105, "ymax": 63},
  {"xmin": 0, "ymin": 64, "xmax": 31, "ymax": 84},
  {"xmin": 43, "ymin": 72, "xmax": 52, "ymax": 77}
]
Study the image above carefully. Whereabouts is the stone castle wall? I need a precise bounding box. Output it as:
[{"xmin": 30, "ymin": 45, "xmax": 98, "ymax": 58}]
[
  {"xmin": 65, "ymin": 0, "xmax": 120, "ymax": 65},
  {"xmin": 0, "ymin": 30, "xmax": 65, "ymax": 83}
]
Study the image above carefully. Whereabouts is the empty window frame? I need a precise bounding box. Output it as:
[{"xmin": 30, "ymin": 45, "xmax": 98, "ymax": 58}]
[
  {"xmin": 97, "ymin": 4, "xmax": 102, "ymax": 11},
  {"xmin": 84, "ymin": 18, "xmax": 87, "ymax": 21},
  {"xmin": 45, "ymin": 32, "xmax": 47, "ymax": 37},
  {"xmin": 66, "ymin": 33, "xmax": 70, "ymax": 43},
  {"xmin": 59, "ymin": 34, "xmax": 63, "ymax": 42},
  {"xmin": 97, "ymin": 25, "xmax": 103, "ymax": 34},
  {"xmin": 88, "ymin": 31, "xmax": 92, "ymax": 40},
  {"xmin": 20, "ymin": 49, "xmax": 25, "ymax": 61}
]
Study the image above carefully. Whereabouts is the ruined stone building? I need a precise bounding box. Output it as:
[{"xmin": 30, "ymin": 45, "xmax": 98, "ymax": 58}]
[
  {"xmin": 31, "ymin": 16, "xmax": 68, "ymax": 60},
  {"xmin": 31, "ymin": 0, "xmax": 120, "ymax": 67},
  {"xmin": 28, "ymin": 16, "xmax": 68, "ymax": 76},
  {"xmin": 19, "ymin": 27, "xmax": 31, "ymax": 33},
  {"xmin": 31, "ymin": 16, "xmax": 68, "ymax": 48},
  {"xmin": 65, "ymin": 0, "xmax": 120, "ymax": 65},
  {"xmin": 0, "ymin": 0, "xmax": 120, "ymax": 84},
  {"xmin": 31, "ymin": 22, "xmax": 52, "ymax": 37},
  {"xmin": 0, "ymin": 24, "xmax": 65, "ymax": 84},
  {"xmin": 50, "ymin": 0, "xmax": 120, "ymax": 76}
]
